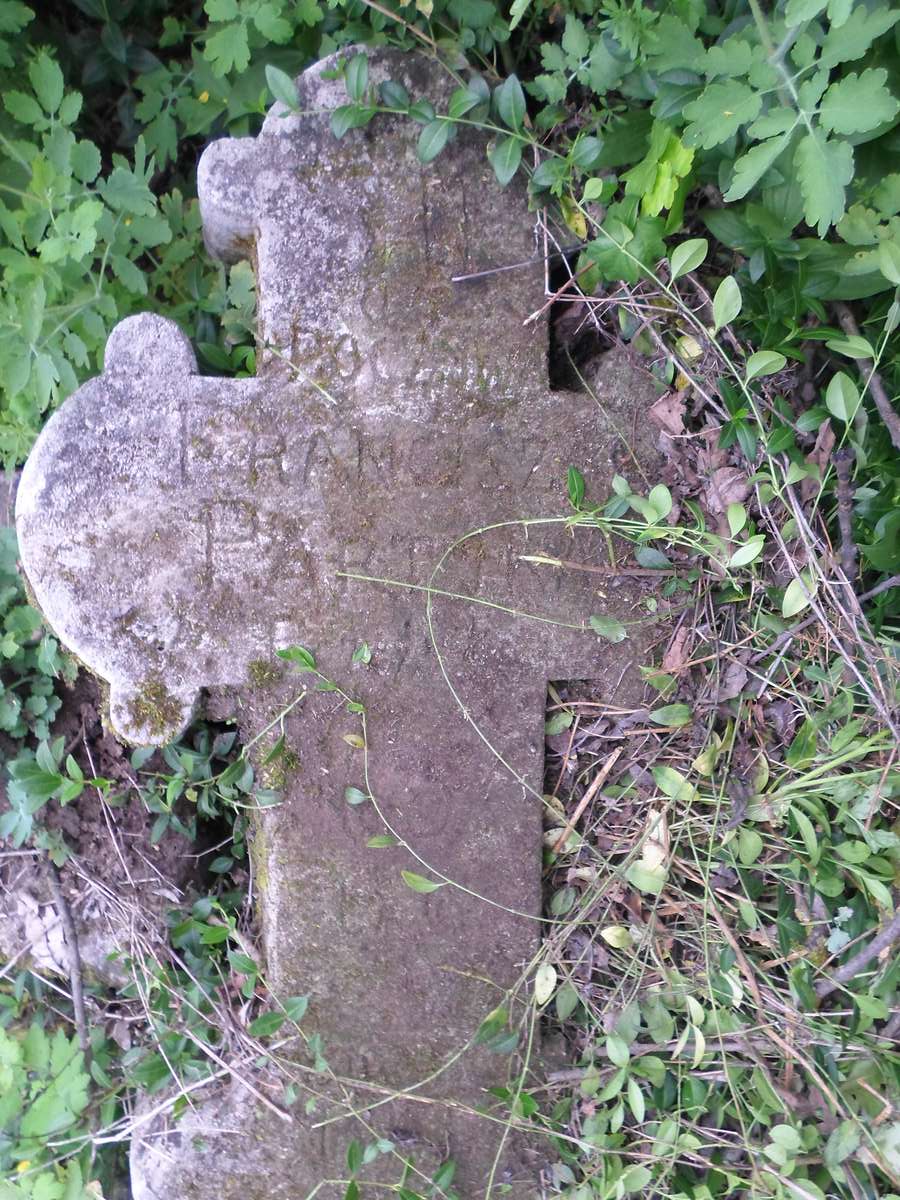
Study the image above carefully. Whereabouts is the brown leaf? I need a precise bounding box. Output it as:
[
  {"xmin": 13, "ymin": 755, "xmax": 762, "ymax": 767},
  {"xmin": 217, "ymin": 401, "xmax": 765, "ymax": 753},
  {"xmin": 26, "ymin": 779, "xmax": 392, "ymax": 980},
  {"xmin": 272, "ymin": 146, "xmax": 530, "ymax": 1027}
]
[
  {"xmin": 717, "ymin": 659, "xmax": 748, "ymax": 702},
  {"xmin": 705, "ymin": 466, "xmax": 750, "ymax": 514},
  {"xmin": 662, "ymin": 626, "xmax": 691, "ymax": 674},
  {"xmin": 648, "ymin": 391, "xmax": 686, "ymax": 437},
  {"xmin": 801, "ymin": 419, "xmax": 835, "ymax": 502}
]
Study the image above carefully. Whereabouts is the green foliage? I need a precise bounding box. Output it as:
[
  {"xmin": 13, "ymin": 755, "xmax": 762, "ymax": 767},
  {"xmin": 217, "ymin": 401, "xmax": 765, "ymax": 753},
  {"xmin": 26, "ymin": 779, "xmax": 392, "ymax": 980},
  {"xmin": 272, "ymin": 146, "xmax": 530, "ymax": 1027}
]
[
  {"xmin": 0, "ymin": 529, "xmax": 71, "ymax": 742},
  {"xmin": 0, "ymin": 1022, "xmax": 96, "ymax": 1198}
]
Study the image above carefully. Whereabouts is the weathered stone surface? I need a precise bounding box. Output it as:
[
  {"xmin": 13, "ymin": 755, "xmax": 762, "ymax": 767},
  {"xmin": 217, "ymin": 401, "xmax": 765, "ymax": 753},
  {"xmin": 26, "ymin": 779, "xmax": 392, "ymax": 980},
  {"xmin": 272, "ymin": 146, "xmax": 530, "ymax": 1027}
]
[{"xmin": 17, "ymin": 48, "xmax": 659, "ymax": 1199}]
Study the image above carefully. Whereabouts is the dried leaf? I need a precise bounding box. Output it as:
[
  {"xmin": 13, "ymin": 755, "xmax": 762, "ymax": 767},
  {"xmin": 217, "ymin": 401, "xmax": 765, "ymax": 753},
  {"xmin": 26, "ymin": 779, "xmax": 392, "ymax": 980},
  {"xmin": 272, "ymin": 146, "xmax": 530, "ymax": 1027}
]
[
  {"xmin": 662, "ymin": 626, "xmax": 691, "ymax": 674},
  {"xmin": 706, "ymin": 467, "xmax": 750, "ymax": 514},
  {"xmin": 648, "ymin": 392, "xmax": 686, "ymax": 437}
]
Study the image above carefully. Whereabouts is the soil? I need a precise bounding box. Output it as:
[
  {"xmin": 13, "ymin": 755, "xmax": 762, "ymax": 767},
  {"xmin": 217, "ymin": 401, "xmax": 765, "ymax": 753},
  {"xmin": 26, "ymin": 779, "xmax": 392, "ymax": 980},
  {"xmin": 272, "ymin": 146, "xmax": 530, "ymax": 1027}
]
[{"xmin": 0, "ymin": 670, "xmax": 216, "ymax": 988}]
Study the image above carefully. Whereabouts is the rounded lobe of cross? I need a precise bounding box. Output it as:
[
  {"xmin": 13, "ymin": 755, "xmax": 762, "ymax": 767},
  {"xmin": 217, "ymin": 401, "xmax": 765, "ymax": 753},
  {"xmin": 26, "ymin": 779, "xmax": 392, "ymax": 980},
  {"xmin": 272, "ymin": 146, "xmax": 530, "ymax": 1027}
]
[{"xmin": 16, "ymin": 314, "xmax": 204, "ymax": 746}]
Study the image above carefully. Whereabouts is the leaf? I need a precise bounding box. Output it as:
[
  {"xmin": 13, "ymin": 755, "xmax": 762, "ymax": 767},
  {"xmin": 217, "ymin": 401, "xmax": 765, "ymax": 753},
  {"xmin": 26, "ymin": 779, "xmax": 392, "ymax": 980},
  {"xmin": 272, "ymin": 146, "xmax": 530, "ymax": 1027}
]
[
  {"xmin": 784, "ymin": 0, "xmax": 826, "ymax": 23},
  {"xmin": 819, "ymin": 69, "xmax": 899, "ymax": 135},
  {"xmin": 367, "ymin": 834, "xmax": 399, "ymax": 848},
  {"xmin": 508, "ymin": 0, "xmax": 531, "ymax": 30},
  {"xmin": 820, "ymin": 6, "xmax": 900, "ymax": 69},
  {"xmin": 600, "ymin": 925, "xmax": 632, "ymax": 948},
  {"xmin": 825, "ymin": 371, "xmax": 861, "ymax": 422},
  {"xmin": 783, "ymin": 571, "xmax": 818, "ymax": 618},
  {"xmin": 29, "ymin": 51, "xmax": 64, "ymax": 115},
  {"xmin": 265, "ymin": 64, "xmax": 299, "ymax": 112},
  {"xmin": 825, "ymin": 1120, "xmax": 862, "ymax": 1168},
  {"xmin": 401, "ymin": 870, "xmax": 444, "ymax": 893},
  {"xmin": 669, "ymin": 237, "xmax": 707, "ymax": 279},
  {"xmin": 378, "ymin": 80, "xmax": 409, "ymax": 110},
  {"xmin": 626, "ymin": 862, "xmax": 667, "ymax": 895},
  {"xmin": 534, "ymin": 962, "xmax": 556, "ymax": 1005},
  {"xmin": 567, "ymin": 465, "xmax": 585, "ymax": 507},
  {"xmin": 727, "ymin": 502, "xmax": 747, "ymax": 537},
  {"xmin": 276, "ymin": 645, "xmax": 316, "ymax": 671},
  {"xmin": 648, "ymin": 483, "xmax": 672, "ymax": 520},
  {"xmin": 344, "ymin": 54, "xmax": 368, "ymax": 104},
  {"xmin": 205, "ymin": 21, "xmax": 250, "ymax": 76},
  {"xmin": 683, "ymin": 80, "xmax": 762, "ymax": 149},
  {"xmin": 729, "ymin": 535, "xmax": 765, "ymax": 567},
  {"xmin": 738, "ymin": 828, "xmax": 763, "ymax": 866},
  {"xmin": 724, "ymin": 132, "xmax": 793, "ymax": 202},
  {"xmin": 417, "ymin": 119, "xmax": 451, "ymax": 164},
  {"xmin": 344, "ymin": 786, "xmax": 368, "ymax": 806},
  {"xmin": 825, "ymin": 335, "xmax": 874, "ymax": 359},
  {"xmin": 495, "ymin": 74, "xmax": 526, "ymax": 131},
  {"xmin": 351, "ymin": 642, "xmax": 372, "ymax": 664},
  {"xmin": 330, "ymin": 104, "xmax": 375, "ymax": 139},
  {"xmin": 653, "ymin": 765, "xmax": 696, "ymax": 801},
  {"xmin": 487, "ymin": 135, "xmax": 522, "ymax": 186},
  {"xmin": 71, "ymin": 140, "xmax": 101, "ymax": 183},
  {"xmin": 545, "ymin": 711, "xmax": 573, "ymax": 735},
  {"xmin": 796, "ymin": 132, "xmax": 854, "ymax": 236},
  {"xmin": 649, "ymin": 703, "xmax": 692, "ymax": 727},
  {"xmin": 880, "ymin": 240, "xmax": 900, "ymax": 285},
  {"xmin": 712, "ymin": 275, "xmax": 742, "ymax": 333},
  {"xmin": 4, "ymin": 90, "xmax": 43, "ymax": 125},
  {"xmin": 745, "ymin": 351, "xmax": 786, "ymax": 381},
  {"xmin": 620, "ymin": 1165, "xmax": 652, "ymax": 1195},
  {"xmin": 787, "ymin": 718, "xmax": 817, "ymax": 768},
  {"xmin": 606, "ymin": 1033, "xmax": 630, "ymax": 1068},
  {"xmin": 248, "ymin": 1011, "xmax": 285, "ymax": 1038},
  {"xmin": 590, "ymin": 614, "xmax": 627, "ymax": 643},
  {"xmin": 346, "ymin": 1138, "xmax": 363, "ymax": 1175}
]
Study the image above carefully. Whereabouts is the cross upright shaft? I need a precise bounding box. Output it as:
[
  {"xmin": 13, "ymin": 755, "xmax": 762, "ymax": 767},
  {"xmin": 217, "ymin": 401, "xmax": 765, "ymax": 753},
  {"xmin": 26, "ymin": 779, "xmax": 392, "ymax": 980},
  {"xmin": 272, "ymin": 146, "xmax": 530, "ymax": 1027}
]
[{"xmin": 16, "ymin": 47, "xmax": 659, "ymax": 1197}]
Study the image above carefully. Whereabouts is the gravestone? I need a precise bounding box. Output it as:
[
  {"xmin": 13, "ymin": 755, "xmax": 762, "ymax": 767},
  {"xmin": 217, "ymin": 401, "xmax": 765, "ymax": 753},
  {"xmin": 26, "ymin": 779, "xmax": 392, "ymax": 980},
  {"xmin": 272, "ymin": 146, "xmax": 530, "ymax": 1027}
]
[{"xmin": 16, "ymin": 48, "xmax": 658, "ymax": 1199}]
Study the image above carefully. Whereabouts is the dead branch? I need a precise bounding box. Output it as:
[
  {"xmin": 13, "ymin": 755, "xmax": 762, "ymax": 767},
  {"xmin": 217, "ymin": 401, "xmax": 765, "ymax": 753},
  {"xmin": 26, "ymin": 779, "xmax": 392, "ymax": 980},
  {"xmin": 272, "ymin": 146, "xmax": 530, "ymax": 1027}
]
[{"xmin": 42, "ymin": 858, "xmax": 91, "ymax": 1068}]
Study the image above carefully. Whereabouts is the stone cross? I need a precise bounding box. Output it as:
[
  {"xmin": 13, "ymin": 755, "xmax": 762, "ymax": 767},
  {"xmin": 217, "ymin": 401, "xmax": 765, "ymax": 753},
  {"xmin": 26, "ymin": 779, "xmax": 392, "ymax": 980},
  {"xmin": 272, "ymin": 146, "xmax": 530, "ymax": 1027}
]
[{"xmin": 16, "ymin": 49, "xmax": 656, "ymax": 1199}]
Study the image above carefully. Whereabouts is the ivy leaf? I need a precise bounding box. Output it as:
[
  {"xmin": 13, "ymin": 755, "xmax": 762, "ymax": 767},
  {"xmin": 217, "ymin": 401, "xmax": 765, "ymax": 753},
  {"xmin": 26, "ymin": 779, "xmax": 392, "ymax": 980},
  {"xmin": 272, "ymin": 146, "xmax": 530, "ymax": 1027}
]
[
  {"xmin": 417, "ymin": 119, "xmax": 451, "ymax": 163},
  {"xmin": 330, "ymin": 104, "xmax": 375, "ymax": 139},
  {"xmin": 265, "ymin": 64, "xmax": 299, "ymax": 112},
  {"xmin": 649, "ymin": 704, "xmax": 692, "ymax": 727},
  {"xmin": 590, "ymin": 614, "xmax": 627, "ymax": 643},
  {"xmin": 712, "ymin": 275, "xmax": 742, "ymax": 333},
  {"xmin": 745, "ymin": 350, "xmax": 786, "ymax": 380},
  {"xmin": 344, "ymin": 54, "xmax": 368, "ymax": 104},
  {"xmin": 819, "ymin": 69, "xmax": 899, "ymax": 136},
  {"xmin": 276, "ymin": 645, "xmax": 316, "ymax": 670},
  {"xmin": 495, "ymin": 74, "xmax": 526, "ymax": 131},
  {"xmin": 488, "ymin": 135, "xmax": 522, "ymax": 186},
  {"xmin": 783, "ymin": 571, "xmax": 818, "ymax": 618},
  {"xmin": 825, "ymin": 371, "xmax": 861, "ymax": 422},
  {"xmin": 669, "ymin": 237, "xmax": 707, "ymax": 279},
  {"xmin": 683, "ymin": 80, "xmax": 761, "ymax": 149},
  {"xmin": 796, "ymin": 132, "xmax": 854, "ymax": 235},
  {"xmin": 533, "ymin": 962, "xmax": 556, "ymax": 1005},
  {"xmin": 401, "ymin": 870, "xmax": 445, "ymax": 893},
  {"xmin": 248, "ymin": 1011, "xmax": 285, "ymax": 1038}
]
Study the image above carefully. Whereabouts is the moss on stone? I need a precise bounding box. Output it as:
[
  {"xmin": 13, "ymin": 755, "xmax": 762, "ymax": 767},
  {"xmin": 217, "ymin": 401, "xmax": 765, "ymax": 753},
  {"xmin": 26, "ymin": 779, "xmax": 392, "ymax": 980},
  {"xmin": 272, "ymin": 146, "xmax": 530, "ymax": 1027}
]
[
  {"xmin": 247, "ymin": 658, "xmax": 280, "ymax": 687},
  {"xmin": 128, "ymin": 675, "xmax": 185, "ymax": 739}
]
